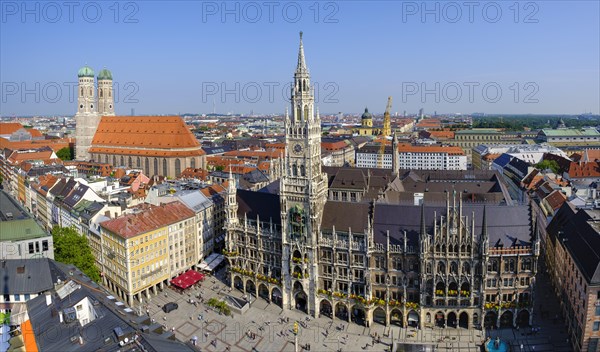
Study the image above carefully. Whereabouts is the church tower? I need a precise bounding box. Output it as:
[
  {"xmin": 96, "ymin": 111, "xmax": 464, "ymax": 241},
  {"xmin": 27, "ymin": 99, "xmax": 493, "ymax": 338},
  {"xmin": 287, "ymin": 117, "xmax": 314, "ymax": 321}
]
[
  {"xmin": 75, "ymin": 65, "xmax": 100, "ymax": 160},
  {"xmin": 97, "ymin": 68, "xmax": 115, "ymax": 116},
  {"xmin": 280, "ymin": 32, "xmax": 328, "ymax": 317},
  {"xmin": 76, "ymin": 65, "xmax": 96, "ymax": 115}
]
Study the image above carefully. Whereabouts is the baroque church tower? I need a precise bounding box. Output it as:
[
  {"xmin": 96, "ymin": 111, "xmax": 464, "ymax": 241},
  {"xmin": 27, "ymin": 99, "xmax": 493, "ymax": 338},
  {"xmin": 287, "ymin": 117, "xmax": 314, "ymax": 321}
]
[
  {"xmin": 75, "ymin": 66, "xmax": 114, "ymax": 161},
  {"xmin": 280, "ymin": 32, "xmax": 328, "ymax": 315}
]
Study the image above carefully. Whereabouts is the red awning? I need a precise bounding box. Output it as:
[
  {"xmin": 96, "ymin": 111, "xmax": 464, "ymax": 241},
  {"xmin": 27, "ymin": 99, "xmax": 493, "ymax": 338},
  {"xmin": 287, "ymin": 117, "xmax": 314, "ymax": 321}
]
[{"xmin": 170, "ymin": 270, "xmax": 205, "ymax": 289}]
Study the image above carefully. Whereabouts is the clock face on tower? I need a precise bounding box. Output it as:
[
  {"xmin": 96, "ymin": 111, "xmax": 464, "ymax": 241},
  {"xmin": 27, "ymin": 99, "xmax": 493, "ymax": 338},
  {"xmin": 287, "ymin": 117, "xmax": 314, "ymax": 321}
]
[{"xmin": 293, "ymin": 143, "xmax": 303, "ymax": 155}]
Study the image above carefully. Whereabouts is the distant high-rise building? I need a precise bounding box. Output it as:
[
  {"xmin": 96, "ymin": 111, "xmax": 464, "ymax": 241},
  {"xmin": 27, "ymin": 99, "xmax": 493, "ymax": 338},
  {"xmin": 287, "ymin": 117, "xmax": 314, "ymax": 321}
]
[{"xmin": 419, "ymin": 108, "xmax": 424, "ymax": 119}]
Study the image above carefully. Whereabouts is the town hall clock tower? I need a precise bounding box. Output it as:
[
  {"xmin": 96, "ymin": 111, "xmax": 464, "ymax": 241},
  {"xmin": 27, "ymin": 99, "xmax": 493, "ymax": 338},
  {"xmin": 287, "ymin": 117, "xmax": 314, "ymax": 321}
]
[{"xmin": 280, "ymin": 32, "xmax": 328, "ymax": 316}]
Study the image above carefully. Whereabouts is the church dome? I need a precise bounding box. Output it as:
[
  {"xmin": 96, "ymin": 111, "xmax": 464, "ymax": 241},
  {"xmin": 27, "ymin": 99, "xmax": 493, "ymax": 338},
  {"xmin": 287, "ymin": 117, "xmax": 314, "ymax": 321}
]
[
  {"xmin": 97, "ymin": 68, "xmax": 113, "ymax": 80},
  {"xmin": 78, "ymin": 66, "xmax": 94, "ymax": 78},
  {"xmin": 361, "ymin": 107, "xmax": 372, "ymax": 120}
]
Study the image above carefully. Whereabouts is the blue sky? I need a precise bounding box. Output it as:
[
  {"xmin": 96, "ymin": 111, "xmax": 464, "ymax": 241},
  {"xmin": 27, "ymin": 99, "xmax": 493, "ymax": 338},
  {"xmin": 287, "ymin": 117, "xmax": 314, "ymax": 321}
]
[{"xmin": 1, "ymin": 1, "xmax": 599, "ymax": 116}]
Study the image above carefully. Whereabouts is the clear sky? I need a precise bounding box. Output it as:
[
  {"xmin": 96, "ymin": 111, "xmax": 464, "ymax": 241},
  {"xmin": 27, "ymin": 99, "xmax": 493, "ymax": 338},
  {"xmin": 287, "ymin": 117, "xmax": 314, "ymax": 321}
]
[{"xmin": 1, "ymin": 0, "xmax": 599, "ymax": 116}]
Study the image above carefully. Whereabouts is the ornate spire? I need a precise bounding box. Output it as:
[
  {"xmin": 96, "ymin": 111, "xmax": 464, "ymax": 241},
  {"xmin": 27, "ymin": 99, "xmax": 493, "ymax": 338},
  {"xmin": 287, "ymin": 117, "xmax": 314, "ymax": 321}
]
[
  {"xmin": 297, "ymin": 31, "xmax": 307, "ymax": 72},
  {"xmin": 482, "ymin": 205, "xmax": 488, "ymax": 239},
  {"xmin": 420, "ymin": 201, "xmax": 426, "ymax": 237}
]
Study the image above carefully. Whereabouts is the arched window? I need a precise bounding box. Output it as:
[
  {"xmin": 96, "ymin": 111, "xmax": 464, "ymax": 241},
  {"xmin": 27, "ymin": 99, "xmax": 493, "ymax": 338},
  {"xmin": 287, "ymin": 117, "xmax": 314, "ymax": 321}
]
[
  {"xmin": 145, "ymin": 158, "xmax": 150, "ymax": 175},
  {"xmin": 296, "ymin": 106, "xmax": 301, "ymax": 121},
  {"xmin": 191, "ymin": 158, "xmax": 196, "ymax": 169},
  {"xmin": 426, "ymin": 263, "xmax": 432, "ymax": 274},
  {"xmin": 292, "ymin": 164, "xmax": 297, "ymax": 176},
  {"xmin": 304, "ymin": 105, "xmax": 309, "ymax": 120},
  {"xmin": 302, "ymin": 79, "xmax": 306, "ymax": 91},
  {"xmin": 99, "ymin": 89, "xmax": 103, "ymax": 97},
  {"xmin": 108, "ymin": 89, "xmax": 111, "ymax": 97},
  {"xmin": 437, "ymin": 262, "xmax": 445, "ymax": 274},
  {"xmin": 162, "ymin": 159, "xmax": 168, "ymax": 176},
  {"xmin": 128, "ymin": 156, "xmax": 132, "ymax": 168},
  {"xmin": 136, "ymin": 157, "xmax": 141, "ymax": 168},
  {"xmin": 300, "ymin": 165, "xmax": 305, "ymax": 176},
  {"xmin": 154, "ymin": 158, "xmax": 159, "ymax": 176},
  {"xmin": 450, "ymin": 262, "xmax": 458, "ymax": 274},
  {"xmin": 462, "ymin": 262, "xmax": 470, "ymax": 274},
  {"xmin": 89, "ymin": 87, "xmax": 93, "ymax": 96},
  {"xmin": 112, "ymin": 155, "xmax": 117, "ymax": 166},
  {"xmin": 521, "ymin": 258, "xmax": 532, "ymax": 271},
  {"xmin": 104, "ymin": 154, "xmax": 108, "ymax": 163},
  {"xmin": 120, "ymin": 156, "xmax": 124, "ymax": 166},
  {"xmin": 80, "ymin": 87, "xmax": 84, "ymax": 97},
  {"xmin": 175, "ymin": 159, "xmax": 181, "ymax": 177}
]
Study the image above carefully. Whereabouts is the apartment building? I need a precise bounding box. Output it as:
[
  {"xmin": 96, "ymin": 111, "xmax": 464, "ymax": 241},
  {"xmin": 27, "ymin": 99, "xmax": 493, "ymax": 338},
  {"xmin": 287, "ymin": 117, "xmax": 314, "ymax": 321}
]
[
  {"xmin": 398, "ymin": 145, "xmax": 467, "ymax": 171},
  {"xmin": 546, "ymin": 206, "xmax": 600, "ymax": 352},
  {"xmin": 99, "ymin": 202, "xmax": 196, "ymax": 305}
]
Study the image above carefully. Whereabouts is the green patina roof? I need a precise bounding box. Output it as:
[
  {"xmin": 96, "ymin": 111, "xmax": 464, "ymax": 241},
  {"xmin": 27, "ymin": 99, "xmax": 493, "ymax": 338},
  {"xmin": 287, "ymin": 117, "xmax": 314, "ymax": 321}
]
[
  {"xmin": 541, "ymin": 128, "xmax": 600, "ymax": 137},
  {"xmin": 78, "ymin": 65, "xmax": 94, "ymax": 78},
  {"xmin": 97, "ymin": 68, "xmax": 112, "ymax": 80},
  {"xmin": 361, "ymin": 107, "xmax": 372, "ymax": 119},
  {"xmin": 0, "ymin": 218, "xmax": 48, "ymax": 241},
  {"xmin": 455, "ymin": 129, "xmax": 500, "ymax": 135}
]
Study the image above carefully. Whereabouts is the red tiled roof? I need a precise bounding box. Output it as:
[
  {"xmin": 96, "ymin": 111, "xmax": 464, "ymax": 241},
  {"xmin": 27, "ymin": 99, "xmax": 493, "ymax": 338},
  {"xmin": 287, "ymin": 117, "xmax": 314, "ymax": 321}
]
[
  {"xmin": 428, "ymin": 131, "xmax": 455, "ymax": 139},
  {"xmin": 180, "ymin": 167, "xmax": 208, "ymax": 180},
  {"xmin": 321, "ymin": 140, "xmax": 350, "ymax": 151},
  {"xmin": 100, "ymin": 201, "xmax": 195, "ymax": 239},
  {"xmin": 265, "ymin": 143, "xmax": 285, "ymax": 151},
  {"xmin": 567, "ymin": 161, "xmax": 600, "ymax": 178},
  {"xmin": 257, "ymin": 161, "xmax": 270, "ymax": 171},
  {"xmin": 31, "ymin": 174, "xmax": 59, "ymax": 196},
  {"xmin": 7, "ymin": 149, "xmax": 56, "ymax": 164},
  {"xmin": 544, "ymin": 190, "xmax": 567, "ymax": 211},
  {"xmin": 584, "ymin": 149, "xmax": 600, "ymax": 162},
  {"xmin": 90, "ymin": 116, "xmax": 205, "ymax": 156},
  {"xmin": 0, "ymin": 122, "xmax": 24, "ymax": 135},
  {"xmin": 0, "ymin": 137, "xmax": 73, "ymax": 152},
  {"xmin": 200, "ymin": 184, "xmax": 226, "ymax": 197}
]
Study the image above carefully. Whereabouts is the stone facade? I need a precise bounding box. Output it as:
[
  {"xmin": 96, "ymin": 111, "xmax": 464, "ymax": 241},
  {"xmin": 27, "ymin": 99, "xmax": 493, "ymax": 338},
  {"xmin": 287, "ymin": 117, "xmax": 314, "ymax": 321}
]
[{"xmin": 223, "ymin": 33, "xmax": 538, "ymax": 330}]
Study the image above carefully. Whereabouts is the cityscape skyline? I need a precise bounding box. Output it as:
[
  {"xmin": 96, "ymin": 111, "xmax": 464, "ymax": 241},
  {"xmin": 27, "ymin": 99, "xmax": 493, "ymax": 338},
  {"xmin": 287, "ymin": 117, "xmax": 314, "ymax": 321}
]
[{"xmin": 1, "ymin": 1, "xmax": 599, "ymax": 116}]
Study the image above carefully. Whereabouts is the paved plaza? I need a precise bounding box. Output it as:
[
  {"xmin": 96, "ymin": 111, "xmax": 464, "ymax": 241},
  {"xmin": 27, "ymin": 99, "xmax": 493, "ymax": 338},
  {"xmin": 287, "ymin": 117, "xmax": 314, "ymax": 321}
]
[{"xmin": 129, "ymin": 262, "xmax": 572, "ymax": 352}]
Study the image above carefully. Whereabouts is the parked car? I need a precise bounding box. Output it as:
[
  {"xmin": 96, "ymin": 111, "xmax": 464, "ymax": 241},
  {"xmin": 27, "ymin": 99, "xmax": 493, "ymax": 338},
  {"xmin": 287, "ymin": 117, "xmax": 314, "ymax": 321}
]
[{"xmin": 162, "ymin": 302, "xmax": 178, "ymax": 313}]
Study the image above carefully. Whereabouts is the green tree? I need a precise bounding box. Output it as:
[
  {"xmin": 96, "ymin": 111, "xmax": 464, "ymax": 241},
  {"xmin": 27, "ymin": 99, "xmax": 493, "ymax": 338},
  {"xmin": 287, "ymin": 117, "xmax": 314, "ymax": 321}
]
[
  {"xmin": 52, "ymin": 226, "xmax": 101, "ymax": 282},
  {"xmin": 56, "ymin": 147, "xmax": 73, "ymax": 161},
  {"xmin": 535, "ymin": 160, "xmax": 560, "ymax": 173}
]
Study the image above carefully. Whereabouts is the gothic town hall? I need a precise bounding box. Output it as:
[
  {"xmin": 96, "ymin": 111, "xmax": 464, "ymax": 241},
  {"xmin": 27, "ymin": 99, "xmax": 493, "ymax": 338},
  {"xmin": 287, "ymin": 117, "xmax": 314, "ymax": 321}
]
[{"xmin": 224, "ymin": 33, "xmax": 539, "ymax": 330}]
